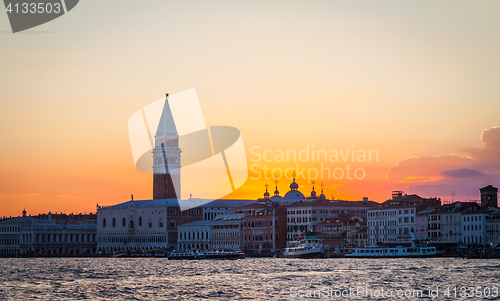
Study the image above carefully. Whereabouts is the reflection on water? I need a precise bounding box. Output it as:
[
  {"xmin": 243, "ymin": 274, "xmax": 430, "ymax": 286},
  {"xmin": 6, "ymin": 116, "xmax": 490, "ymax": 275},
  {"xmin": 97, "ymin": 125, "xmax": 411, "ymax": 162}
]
[{"xmin": 0, "ymin": 258, "xmax": 499, "ymax": 300}]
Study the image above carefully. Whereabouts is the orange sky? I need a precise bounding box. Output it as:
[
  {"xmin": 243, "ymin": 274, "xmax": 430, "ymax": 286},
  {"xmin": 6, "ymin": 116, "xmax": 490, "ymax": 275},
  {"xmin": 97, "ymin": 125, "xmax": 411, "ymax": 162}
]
[{"xmin": 1, "ymin": 1, "xmax": 500, "ymax": 217}]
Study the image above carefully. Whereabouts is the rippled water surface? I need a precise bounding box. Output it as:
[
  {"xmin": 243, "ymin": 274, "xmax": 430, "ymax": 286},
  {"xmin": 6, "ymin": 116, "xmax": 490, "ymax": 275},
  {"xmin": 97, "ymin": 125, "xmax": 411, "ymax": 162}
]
[{"xmin": 1, "ymin": 258, "xmax": 500, "ymax": 300}]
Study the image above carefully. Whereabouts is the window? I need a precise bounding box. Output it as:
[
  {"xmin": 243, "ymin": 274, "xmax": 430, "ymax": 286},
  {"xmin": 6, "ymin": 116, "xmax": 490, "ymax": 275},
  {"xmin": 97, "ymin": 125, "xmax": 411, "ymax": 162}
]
[
  {"xmin": 112, "ymin": 218, "xmax": 116, "ymax": 227},
  {"xmin": 102, "ymin": 218, "xmax": 106, "ymax": 227},
  {"xmin": 148, "ymin": 218, "xmax": 153, "ymax": 228},
  {"xmin": 159, "ymin": 219, "xmax": 164, "ymax": 228},
  {"xmin": 122, "ymin": 218, "xmax": 126, "ymax": 227},
  {"xmin": 139, "ymin": 217, "xmax": 142, "ymax": 226},
  {"xmin": 169, "ymin": 220, "xmax": 176, "ymax": 228}
]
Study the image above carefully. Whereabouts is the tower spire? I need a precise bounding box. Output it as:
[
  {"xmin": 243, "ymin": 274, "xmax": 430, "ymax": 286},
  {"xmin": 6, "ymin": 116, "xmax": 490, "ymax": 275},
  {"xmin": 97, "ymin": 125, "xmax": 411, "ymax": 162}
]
[
  {"xmin": 274, "ymin": 178, "xmax": 279, "ymax": 196},
  {"xmin": 156, "ymin": 93, "xmax": 177, "ymax": 136},
  {"xmin": 264, "ymin": 182, "xmax": 270, "ymax": 198},
  {"xmin": 153, "ymin": 93, "xmax": 181, "ymax": 199},
  {"xmin": 319, "ymin": 182, "xmax": 326, "ymax": 199}
]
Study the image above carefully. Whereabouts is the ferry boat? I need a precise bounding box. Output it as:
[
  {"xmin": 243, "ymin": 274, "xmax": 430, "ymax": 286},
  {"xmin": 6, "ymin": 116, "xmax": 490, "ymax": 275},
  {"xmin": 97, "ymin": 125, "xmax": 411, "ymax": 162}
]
[
  {"xmin": 167, "ymin": 251, "xmax": 197, "ymax": 260},
  {"xmin": 345, "ymin": 245, "xmax": 439, "ymax": 258},
  {"xmin": 167, "ymin": 250, "xmax": 245, "ymax": 260},
  {"xmin": 283, "ymin": 232, "xmax": 324, "ymax": 259},
  {"xmin": 345, "ymin": 231, "xmax": 440, "ymax": 258},
  {"xmin": 196, "ymin": 250, "xmax": 245, "ymax": 260},
  {"xmin": 111, "ymin": 249, "xmax": 166, "ymax": 258}
]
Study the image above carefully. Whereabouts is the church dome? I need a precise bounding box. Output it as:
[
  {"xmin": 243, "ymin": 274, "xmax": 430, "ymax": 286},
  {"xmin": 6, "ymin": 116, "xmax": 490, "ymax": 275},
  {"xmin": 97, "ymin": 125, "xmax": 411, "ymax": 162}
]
[
  {"xmin": 264, "ymin": 191, "xmax": 270, "ymax": 198},
  {"xmin": 290, "ymin": 179, "xmax": 299, "ymax": 190},
  {"xmin": 284, "ymin": 190, "xmax": 305, "ymax": 199},
  {"xmin": 270, "ymin": 195, "xmax": 284, "ymax": 201},
  {"xmin": 319, "ymin": 193, "xmax": 326, "ymax": 199},
  {"xmin": 311, "ymin": 189, "xmax": 317, "ymax": 197}
]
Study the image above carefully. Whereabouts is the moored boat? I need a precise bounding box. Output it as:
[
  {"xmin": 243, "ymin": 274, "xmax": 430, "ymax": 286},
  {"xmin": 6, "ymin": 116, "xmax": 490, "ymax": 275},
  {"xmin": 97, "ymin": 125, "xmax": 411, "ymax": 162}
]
[
  {"xmin": 283, "ymin": 232, "xmax": 324, "ymax": 259},
  {"xmin": 167, "ymin": 251, "xmax": 197, "ymax": 260},
  {"xmin": 345, "ymin": 246, "xmax": 439, "ymax": 258},
  {"xmin": 346, "ymin": 230, "xmax": 442, "ymax": 258},
  {"xmin": 167, "ymin": 250, "xmax": 245, "ymax": 260}
]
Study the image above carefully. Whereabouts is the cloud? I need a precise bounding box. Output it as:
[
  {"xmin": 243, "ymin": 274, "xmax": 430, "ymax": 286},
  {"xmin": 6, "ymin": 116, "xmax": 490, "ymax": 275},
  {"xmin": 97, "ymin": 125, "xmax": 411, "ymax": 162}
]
[
  {"xmin": 387, "ymin": 126, "xmax": 500, "ymax": 199},
  {"xmin": 482, "ymin": 126, "xmax": 500, "ymax": 146},
  {"xmin": 441, "ymin": 168, "xmax": 486, "ymax": 178}
]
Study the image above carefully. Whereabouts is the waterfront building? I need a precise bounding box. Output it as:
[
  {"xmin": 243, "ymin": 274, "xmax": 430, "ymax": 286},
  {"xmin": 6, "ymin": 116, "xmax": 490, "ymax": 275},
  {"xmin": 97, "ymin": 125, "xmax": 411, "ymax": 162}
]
[
  {"xmin": 367, "ymin": 191, "xmax": 441, "ymax": 246},
  {"xmin": 462, "ymin": 207, "xmax": 490, "ymax": 245},
  {"xmin": 486, "ymin": 210, "xmax": 500, "ymax": 245},
  {"xmin": 428, "ymin": 209, "xmax": 442, "ymax": 241},
  {"xmin": 316, "ymin": 215, "xmax": 367, "ymax": 251},
  {"xmin": 286, "ymin": 181, "xmax": 376, "ymax": 242},
  {"xmin": 177, "ymin": 220, "xmax": 212, "ymax": 251},
  {"xmin": 415, "ymin": 208, "xmax": 433, "ymax": 240},
  {"xmin": 440, "ymin": 202, "xmax": 479, "ymax": 243},
  {"xmin": 0, "ymin": 210, "xmax": 97, "ymax": 256},
  {"xmin": 240, "ymin": 199, "xmax": 287, "ymax": 254},
  {"xmin": 97, "ymin": 198, "xmax": 203, "ymax": 254},
  {"xmin": 211, "ymin": 213, "xmax": 246, "ymax": 251}
]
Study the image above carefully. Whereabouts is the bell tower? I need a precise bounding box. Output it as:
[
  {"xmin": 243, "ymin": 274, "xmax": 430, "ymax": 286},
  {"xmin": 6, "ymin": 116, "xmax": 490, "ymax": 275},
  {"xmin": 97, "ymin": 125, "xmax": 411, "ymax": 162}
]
[{"xmin": 153, "ymin": 94, "xmax": 181, "ymax": 199}]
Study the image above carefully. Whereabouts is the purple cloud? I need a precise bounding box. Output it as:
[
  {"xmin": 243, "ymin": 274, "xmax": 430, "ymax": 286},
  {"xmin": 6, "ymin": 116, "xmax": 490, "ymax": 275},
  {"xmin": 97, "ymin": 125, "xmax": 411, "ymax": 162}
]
[{"xmin": 441, "ymin": 168, "xmax": 486, "ymax": 178}]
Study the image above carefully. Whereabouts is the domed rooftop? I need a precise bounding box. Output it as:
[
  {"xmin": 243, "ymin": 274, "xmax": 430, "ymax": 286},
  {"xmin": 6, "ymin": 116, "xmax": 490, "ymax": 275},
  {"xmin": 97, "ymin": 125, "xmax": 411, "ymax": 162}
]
[
  {"xmin": 263, "ymin": 184, "xmax": 270, "ymax": 198},
  {"xmin": 270, "ymin": 195, "xmax": 284, "ymax": 201},
  {"xmin": 284, "ymin": 190, "xmax": 305, "ymax": 199},
  {"xmin": 284, "ymin": 175, "xmax": 305, "ymax": 199}
]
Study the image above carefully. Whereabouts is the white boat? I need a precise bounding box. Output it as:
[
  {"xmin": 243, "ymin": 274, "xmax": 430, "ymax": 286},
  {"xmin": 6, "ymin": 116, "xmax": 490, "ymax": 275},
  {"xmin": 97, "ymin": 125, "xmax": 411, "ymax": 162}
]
[
  {"xmin": 283, "ymin": 232, "xmax": 324, "ymax": 259},
  {"xmin": 345, "ymin": 246, "xmax": 439, "ymax": 258},
  {"xmin": 168, "ymin": 250, "xmax": 244, "ymax": 260},
  {"xmin": 196, "ymin": 250, "xmax": 245, "ymax": 260},
  {"xmin": 346, "ymin": 231, "xmax": 440, "ymax": 258},
  {"xmin": 167, "ymin": 251, "xmax": 197, "ymax": 260}
]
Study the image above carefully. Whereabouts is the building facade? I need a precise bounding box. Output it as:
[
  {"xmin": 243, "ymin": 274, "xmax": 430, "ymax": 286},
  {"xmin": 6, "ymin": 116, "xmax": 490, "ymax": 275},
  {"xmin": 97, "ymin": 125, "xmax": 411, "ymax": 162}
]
[
  {"xmin": 487, "ymin": 210, "xmax": 500, "ymax": 245},
  {"xmin": 240, "ymin": 200, "xmax": 287, "ymax": 253},
  {"xmin": 177, "ymin": 220, "xmax": 212, "ymax": 251},
  {"xmin": 317, "ymin": 215, "xmax": 367, "ymax": 250},
  {"xmin": 367, "ymin": 191, "xmax": 441, "ymax": 246},
  {"xmin": 211, "ymin": 213, "xmax": 245, "ymax": 251},
  {"xmin": 0, "ymin": 210, "xmax": 97, "ymax": 256},
  {"xmin": 462, "ymin": 207, "xmax": 489, "ymax": 245},
  {"xmin": 97, "ymin": 199, "xmax": 203, "ymax": 254},
  {"xmin": 287, "ymin": 196, "xmax": 376, "ymax": 242}
]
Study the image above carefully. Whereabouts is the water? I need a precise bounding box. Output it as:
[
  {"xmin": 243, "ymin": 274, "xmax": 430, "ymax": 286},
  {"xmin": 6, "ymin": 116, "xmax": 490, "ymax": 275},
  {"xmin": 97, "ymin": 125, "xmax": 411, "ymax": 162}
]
[{"xmin": 0, "ymin": 258, "xmax": 499, "ymax": 300}]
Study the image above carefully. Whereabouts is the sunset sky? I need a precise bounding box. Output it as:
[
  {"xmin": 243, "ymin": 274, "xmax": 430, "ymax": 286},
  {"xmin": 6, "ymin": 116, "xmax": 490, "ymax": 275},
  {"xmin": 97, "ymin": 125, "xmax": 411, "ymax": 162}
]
[{"xmin": 1, "ymin": 1, "xmax": 500, "ymax": 217}]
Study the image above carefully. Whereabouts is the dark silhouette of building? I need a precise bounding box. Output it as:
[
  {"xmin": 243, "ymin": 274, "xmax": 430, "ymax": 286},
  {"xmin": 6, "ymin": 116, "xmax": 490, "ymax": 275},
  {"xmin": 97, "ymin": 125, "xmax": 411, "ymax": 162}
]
[{"xmin": 480, "ymin": 185, "xmax": 498, "ymax": 208}]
